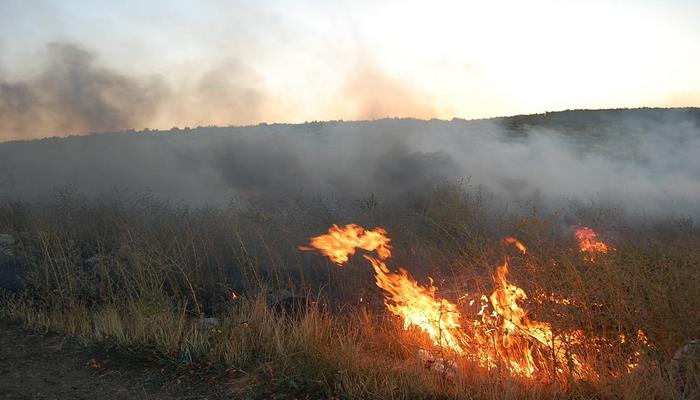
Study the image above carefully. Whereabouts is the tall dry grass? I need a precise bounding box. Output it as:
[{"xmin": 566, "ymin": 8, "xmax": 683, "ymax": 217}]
[{"xmin": 0, "ymin": 187, "xmax": 698, "ymax": 398}]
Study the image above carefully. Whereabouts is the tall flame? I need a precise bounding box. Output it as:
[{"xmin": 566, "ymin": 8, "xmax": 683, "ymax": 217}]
[
  {"xmin": 364, "ymin": 255, "xmax": 466, "ymax": 353},
  {"xmin": 301, "ymin": 224, "xmax": 646, "ymax": 381},
  {"xmin": 486, "ymin": 256, "xmax": 581, "ymax": 377},
  {"xmin": 301, "ymin": 224, "xmax": 465, "ymax": 353}
]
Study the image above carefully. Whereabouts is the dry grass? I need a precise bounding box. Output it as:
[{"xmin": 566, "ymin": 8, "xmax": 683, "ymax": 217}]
[{"xmin": 0, "ymin": 188, "xmax": 698, "ymax": 399}]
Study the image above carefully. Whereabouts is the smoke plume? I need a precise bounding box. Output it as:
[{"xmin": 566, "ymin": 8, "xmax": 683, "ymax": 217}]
[
  {"xmin": 0, "ymin": 43, "xmax": 168, "ymax": 141},
  {"xmin": 1, "ymin": 108, "xmax": 698, "ymax": 218}
]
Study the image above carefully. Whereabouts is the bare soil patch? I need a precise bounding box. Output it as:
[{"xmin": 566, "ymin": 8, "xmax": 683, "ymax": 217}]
[{"xmin": 0, "ymin": 320, "xmax": 229, "ymax": 400}]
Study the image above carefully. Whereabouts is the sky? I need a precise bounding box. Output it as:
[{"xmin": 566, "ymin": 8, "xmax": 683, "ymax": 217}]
[{"xmin": 1, "ymin": 0, "xmax": 700, "ymax": 140}]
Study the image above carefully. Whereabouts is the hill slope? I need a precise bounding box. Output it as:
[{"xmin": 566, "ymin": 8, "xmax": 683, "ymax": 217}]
[{"xmin": 1, "ymin": 108, "xmax": 699, "ymax": 215}]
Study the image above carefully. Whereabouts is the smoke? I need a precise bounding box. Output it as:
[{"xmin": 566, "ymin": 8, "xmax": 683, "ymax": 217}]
[
  {"xmin": 0, "ymin": 42, "xmax": 277, "ymax": 141},
  {"xmin": 339, "ymin": 66, "xmax": 436, "ymax": 120},
  {"xmin": 0, "ymin": 43, "xmax": 168, "ymax": 141},
  {"xmin": 163, "ymin": 59, "xmax": 270, "ymax": 128},
  {"xmin": 0, "ymin": 42, "xmax": 438, "ymax": 141},
  {"xmin": 0, "ymin": 42, "xmax": 698, "ymax": 216},
  {"xmin": 1, "ymin": 108, "xmax": 698, "ymax": 218}
]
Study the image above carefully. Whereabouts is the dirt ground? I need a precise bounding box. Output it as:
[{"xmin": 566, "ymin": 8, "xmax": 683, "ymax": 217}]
[{"xmin": 0, "ymin": 319, "xmax": 231, "ymax": 400}]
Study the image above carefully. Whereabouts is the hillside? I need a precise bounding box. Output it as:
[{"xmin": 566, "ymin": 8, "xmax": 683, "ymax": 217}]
[{"xmin": 1, "ymin": 107, "xmax": 699, "ymax": 215}]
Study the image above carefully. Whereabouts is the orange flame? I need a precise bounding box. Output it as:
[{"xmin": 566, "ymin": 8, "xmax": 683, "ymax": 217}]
[
  {"xmin": 298, "ymin": 224, "xmax": 391, "ymax": 264},
  {"xmin": 301, "ymin": 224, "xmax": 464, "ymax": 353},
  {"xmin": 471, "ymin": 238, "xmax": 586, "ymax": 377},
  {"xmin": 301, "ymin": 224, "xmax": 646, "ymax": 381},
  {"xmin": 503, "ymin": 237, "xmax": 527, "ymax": 254},
  {"xmin": 574, "ymin": 226, "xmax": 609, "ymax": 255},
  {"xmin": 486, "ymin": 259, "xmax": 582, "ymax": 377},
  {"xmin": 364, "ymin": 255, "xmax": 466, "ymax": 353}
]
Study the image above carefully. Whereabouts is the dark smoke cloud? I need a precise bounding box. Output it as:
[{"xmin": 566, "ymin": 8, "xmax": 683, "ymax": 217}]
[
  {"xmin": 1, "ymin": 108, "xmax": 698, "ymax": 219},
  {"xmin": 0, "ymin": 42, "xmax": 168, "ymax": 141},
  {"xmin": 0, "ymin": 42, "xmax": 283, "ymax": 141},
  {"xmin": 212, "ymin": 135, "xmax": 306, "ymax": 195}
]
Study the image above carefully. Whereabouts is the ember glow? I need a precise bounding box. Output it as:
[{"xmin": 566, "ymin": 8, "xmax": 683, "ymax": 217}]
[
  {"xmin": 302, "ymin": 224, "xmax": 648, "ymax": 381},
  {"xmin": 574, "ymin": 226, "xmax": 610, "ymax": 255},
  {"xmin": 503, "ymin": 237, "xmax": 527, "ymax": 254}
]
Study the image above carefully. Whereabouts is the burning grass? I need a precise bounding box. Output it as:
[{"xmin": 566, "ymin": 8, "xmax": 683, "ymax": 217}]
[
  {"xmin": 300, "ymin": 225, "xmax": 648, "ymax": 382},
  {"xmin": 0, "ymin": 188, "xmax": 699, "ymax": 398}
]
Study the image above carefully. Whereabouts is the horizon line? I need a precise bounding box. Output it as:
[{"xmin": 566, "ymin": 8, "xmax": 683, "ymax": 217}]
[{"xmin": 2, "ymin": 105, "xmax": 699, "ymax": 145}]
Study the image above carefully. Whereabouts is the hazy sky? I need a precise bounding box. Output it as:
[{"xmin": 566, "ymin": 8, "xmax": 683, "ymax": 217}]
[{"xmin": 1, "ymin": 0, "xmax": 699, "ymax": 140}]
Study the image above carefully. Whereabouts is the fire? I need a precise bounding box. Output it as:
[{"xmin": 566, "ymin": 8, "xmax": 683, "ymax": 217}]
[
  {"xmin": 301, "ymin": 224, "xmax": 465, "ymax": 354},
  {"xmin": 469, "ymin": 239, "xmax": 585, "ymax": 378},
  {"xmin": 486, "ymin": 257, "xmax": 582, "ymax": 377},
  {"xmin": 625, "ymin": 330, "xmax": 650, "ymax": 373},
  {"xmin": 503, "ymin": 237, "xmax": 527, "ymax": 254},
  {"xmin": 301, "ymin": 224, "xmax": 647, "ymax": 381},
  {"xmin": 574, "ymin": 226, "xmax": 609, "ymax": 255},
  {"xmin": 298, "ymin": 223, "xmax": 391, "ymax": 264},
  {"xmin": 364, "ymin": 255, "xmax": 466, "ymax": 353}
]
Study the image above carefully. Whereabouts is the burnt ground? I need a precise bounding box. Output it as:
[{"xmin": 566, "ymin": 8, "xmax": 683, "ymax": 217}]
[{"xmin": 0, "ymin": 319, "xmax": 234, "ymax": 399}]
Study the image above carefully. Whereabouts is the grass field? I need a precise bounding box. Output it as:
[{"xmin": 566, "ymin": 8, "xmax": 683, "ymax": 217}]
[{"xmin": 1, "ymin": 187, "xmax": 698, "ymax": 399}]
